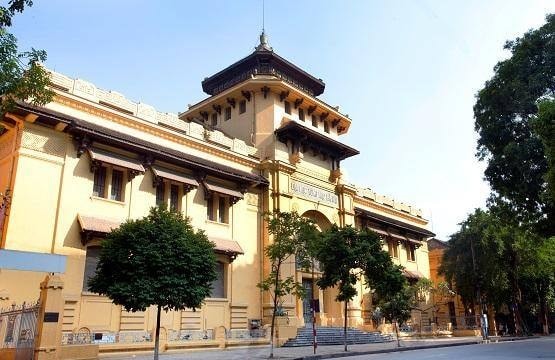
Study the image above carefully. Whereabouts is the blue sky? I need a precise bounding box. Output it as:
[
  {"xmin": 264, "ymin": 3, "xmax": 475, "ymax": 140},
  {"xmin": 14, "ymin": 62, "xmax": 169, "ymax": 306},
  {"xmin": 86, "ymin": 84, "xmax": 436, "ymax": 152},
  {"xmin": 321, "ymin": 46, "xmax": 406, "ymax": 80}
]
[{"xmin": 10, "ymin": 1, "xmax": 555, "ymax": 240}]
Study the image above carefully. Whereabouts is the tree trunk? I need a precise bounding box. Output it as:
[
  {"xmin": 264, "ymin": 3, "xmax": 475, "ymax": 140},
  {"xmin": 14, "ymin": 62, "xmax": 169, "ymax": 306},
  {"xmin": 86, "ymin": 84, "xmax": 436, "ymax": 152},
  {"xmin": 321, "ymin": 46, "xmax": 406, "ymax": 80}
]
[
  {"xmin": 154, "ymin": 304, "xmax": 161, "ymax": 360},
  {"xmin": 540, "ymin": 294, "xmax": 549, "ymax": 335},
  {"xmin": 395, "ymin": 321, "xmax": 400, "ymax": 347},
  {"xmin": 343, "ymin": 300, "xmax": 348, "ymax": 352},
  {"xmin": 269, "ymin": 263, "xmax": 281, "ymax": 359},
  {"xmin": 270, "ymin": 301, "xmax": 276, "ymax": 358}
]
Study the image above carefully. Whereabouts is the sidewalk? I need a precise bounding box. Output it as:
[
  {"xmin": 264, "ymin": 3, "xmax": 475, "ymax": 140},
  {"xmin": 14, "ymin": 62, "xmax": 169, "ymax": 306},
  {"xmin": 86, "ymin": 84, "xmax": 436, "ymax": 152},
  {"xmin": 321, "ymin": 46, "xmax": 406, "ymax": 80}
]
[{"xmin": 101, "ymin": 336, "xmax": 488, "ymax": 360}]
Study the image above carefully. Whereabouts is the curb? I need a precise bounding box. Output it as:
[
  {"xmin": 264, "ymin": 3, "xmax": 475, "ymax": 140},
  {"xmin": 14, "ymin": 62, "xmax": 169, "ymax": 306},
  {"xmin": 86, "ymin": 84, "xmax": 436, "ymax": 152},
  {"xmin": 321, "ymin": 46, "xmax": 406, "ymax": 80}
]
[{"xmin": 291, "ymin": 337, "xmax": 537, "ymax": 360}]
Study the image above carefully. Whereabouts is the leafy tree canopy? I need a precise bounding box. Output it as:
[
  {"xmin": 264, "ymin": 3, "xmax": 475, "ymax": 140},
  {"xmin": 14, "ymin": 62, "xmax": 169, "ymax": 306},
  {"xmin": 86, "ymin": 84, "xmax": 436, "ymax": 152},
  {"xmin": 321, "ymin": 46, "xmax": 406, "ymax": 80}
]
[
  {"xmin": 473, "ymin": 14, "xmax": 554, "ymax": 234},
  {"xmin": 257, "ymin": 211, "xmax": 318, "ymax": 358},
  {"xmin": 441, "ymin": 207, "xmax": 555, "ymax": 334},
  {"xmin": 88, "ymin": 206, "xmax": 217, "ymax": 312},
  {"xmin": 1, "ymin": 0, "xmax": 54, "ymax": 116}
]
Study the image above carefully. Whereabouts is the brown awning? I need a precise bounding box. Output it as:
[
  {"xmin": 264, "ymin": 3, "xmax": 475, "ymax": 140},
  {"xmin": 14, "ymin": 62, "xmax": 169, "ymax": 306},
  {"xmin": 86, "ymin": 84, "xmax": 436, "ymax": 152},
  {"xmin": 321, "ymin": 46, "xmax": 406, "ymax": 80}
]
[
  {"xmin": 151, "ymin": 166, "xmax": 198, "ymax": 187},
  {"xmin": 204, "ymin": 182, "xmax": 243, "ymax": 199},
  {"xmin": 389, "ymin": 232, "xmax": 408, "ymax": 242},
  {"xmin": 355, "ymin": 207, "xmax": 435, "ymax": 238},
  {"xmin": 406, "ymin": 235, "xmax": 423, "ymax": 247},
  {"xmin": 78, "ymin": 214, "xmax": 122, "ymax": 234},
  {"xmin": 88, "ymin": 148, "xmax": 145, "ymax": 172},
  {"xmin": 210, "ymin": 238, "xmax": 244, "ymax": 255},
  {"xmin": 368, "ymin": 227, "xmax": 388, "ymax": 238},
  {"xmin": 403, "ymin": 269, "xmax": 424, "ymax": 280},
  {"xmin": 77, "ymin": 215, "xmax": 244, "ymax": 259}
]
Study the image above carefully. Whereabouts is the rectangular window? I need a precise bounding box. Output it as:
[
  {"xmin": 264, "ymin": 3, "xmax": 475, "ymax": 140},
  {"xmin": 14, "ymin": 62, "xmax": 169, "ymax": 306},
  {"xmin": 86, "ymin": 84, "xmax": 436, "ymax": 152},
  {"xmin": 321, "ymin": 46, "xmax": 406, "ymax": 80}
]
[
  {"xmin": 83, "ymin": 247, "xmax": 100, "ymax": 292},
  {"xmin": 239, "ymin": 100, "xmax": 246, "ymax": 114},
  {"xmin": 92, "ymin": 166, "xmax": 107, "ymax": 197},
  {"xmin": 388, "ymin": 240, "xmax": 398, "ymax": 258},
  {"xmin": 170, "ymin": 184, "xmax": 179, "ymax": 212},
  {"xmin": 207, "ymin": 197, "xmax": 214, "ymax": 221},
  {"xmin": 311, "ymin": 115, "xmax": 318, "ymax": 128},
  {"xmin": 211, "ymin": 113, "xmax": 218, "ymax": 127},
  {"xmin": 407, "ymin": 244, "xmax": 416, "ymax": 261},
  {"xmin": 298, "ymin": 108, "xmax": 305, "ymax": 121},
  {"xmin": 324, "ymin": 121, "xmax": 330, "ymax": 133},
  {"xmin": 284, "ymin": 101, "xmax": 291, "ymax": 115},
  {"xmin": 110, "ymin": 169, "xmax": 124, "ymax": 201},
  {"xmin": 225, "ymin": 107, "xmax": 231, "ymax": 121},
  {"xmin": 218, "ymin": 196, "xmax": 226, "ymax": 223},
  {"xmin": 210, "ymin": 261, "xmax": 225, "ymax": 298},
  {"xmin": 156, "ymin": 182, "xmax": 165, "ymax": 206}
]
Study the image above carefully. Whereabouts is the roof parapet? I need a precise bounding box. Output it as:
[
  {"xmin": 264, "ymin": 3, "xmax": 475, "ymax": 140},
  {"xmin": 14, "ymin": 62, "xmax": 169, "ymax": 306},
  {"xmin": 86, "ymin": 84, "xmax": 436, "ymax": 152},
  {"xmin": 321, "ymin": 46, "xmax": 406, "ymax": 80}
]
[
  {"xmin": 48, "ymin": 70, "xmax": 259, "ymax": 158},
  {"xmin": 353, "ymin": 185, "xmax": 424, "ymax": 218}
]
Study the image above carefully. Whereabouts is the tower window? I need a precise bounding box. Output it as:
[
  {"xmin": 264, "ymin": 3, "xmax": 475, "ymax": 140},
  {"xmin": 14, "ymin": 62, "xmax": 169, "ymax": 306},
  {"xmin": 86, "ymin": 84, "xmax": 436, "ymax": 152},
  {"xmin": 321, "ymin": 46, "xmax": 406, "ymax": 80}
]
[
  {"xmin": 225, "ymin": 107, "xmax": 232, "ymax": 121},
  {"xmin": 239, "ymin": 100, "xmax": 246, "ymax": 114},
  {"xmin": 211, "ymin": 113, "xmax": 218, "ymax": 126},
  {"xmin": 324, "ymin": 121, "xmax": 330, "ymax": 133},
  {"xmin": 284, "ymin": 101, "xmax": 291, "ymax": 115},
  {"xmin": 298, "ymin": 108, "xmax": 305, "ymax": 121},
  {"xmin": 311, "ymin": 115, "xmax": 318, "ymax": 128}
]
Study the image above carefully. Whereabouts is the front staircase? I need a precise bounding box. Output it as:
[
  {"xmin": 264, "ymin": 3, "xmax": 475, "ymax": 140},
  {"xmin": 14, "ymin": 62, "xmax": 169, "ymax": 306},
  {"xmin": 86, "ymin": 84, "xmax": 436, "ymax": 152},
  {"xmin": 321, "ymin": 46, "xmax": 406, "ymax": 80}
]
[{"xmin": 282, "ymin": 326, "xmax": 393, "ymax": 347}]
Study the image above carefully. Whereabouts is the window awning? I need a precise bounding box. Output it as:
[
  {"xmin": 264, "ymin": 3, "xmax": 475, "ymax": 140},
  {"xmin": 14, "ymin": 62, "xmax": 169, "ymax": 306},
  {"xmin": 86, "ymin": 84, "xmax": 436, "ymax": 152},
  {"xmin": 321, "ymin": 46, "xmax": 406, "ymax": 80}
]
[
  {"xmin": 151, "ymin": 166, "xmax": 198, "ymax": 187},
  {"xmin": 210, "ymin": 237, "xmax": 244, "ymax": 256},
  {"xmin": 78, "ymin": 214, "xmax": 123, "ymax": 244},
  {"xmin": 355, "ymin": 207, "xmax": 435, "ymax": 238},
  {"xmin": 367, "ymin": 227, "xmax": 388, "ymax": 238},
  {"xmin": 88, "ymin": 148, "xmax": 145, "ymax": 172},
  {"xmin": 389, "ymin": 232, "xmax": 408, "ymax": 243},
  {"xmin": 403, "ymin": 269, "xmax": 424, "ymax": 280},
  {"xmin": 204, "ymin": 182, "xmax": 244, "ymax": 199},
  {"xmin": 406, "ymin": 235, "xmax": 423, "ymax": 247}
]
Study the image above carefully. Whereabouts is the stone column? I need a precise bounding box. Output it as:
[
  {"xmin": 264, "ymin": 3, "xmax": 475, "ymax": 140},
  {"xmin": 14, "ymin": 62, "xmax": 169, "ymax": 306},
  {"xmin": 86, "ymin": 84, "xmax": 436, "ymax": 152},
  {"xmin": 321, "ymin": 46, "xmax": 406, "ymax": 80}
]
[{"xmin": 35, "ymin": 274, "xmax": 64, "ymax": 360}]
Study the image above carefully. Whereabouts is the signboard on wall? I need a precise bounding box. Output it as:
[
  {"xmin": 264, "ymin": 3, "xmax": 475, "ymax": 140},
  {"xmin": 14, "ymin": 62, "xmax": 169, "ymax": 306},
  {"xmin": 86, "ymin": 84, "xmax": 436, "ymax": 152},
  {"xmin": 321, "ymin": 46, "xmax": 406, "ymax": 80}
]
[{"xmin": 290, "ymin": 180, "xmax": 338, "ymax": 206}]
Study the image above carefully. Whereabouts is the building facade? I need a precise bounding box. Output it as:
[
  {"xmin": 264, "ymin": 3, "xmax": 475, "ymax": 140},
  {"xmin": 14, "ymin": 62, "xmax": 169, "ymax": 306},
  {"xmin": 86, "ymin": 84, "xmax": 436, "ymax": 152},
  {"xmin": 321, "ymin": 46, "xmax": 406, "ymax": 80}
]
[
  {"xmin": 0, "ymin": 34, "xmax": 435, "ymax": 345},
  {"xmin": 427, "ymin": 238, "xmax": 466, "ymax": 329}
]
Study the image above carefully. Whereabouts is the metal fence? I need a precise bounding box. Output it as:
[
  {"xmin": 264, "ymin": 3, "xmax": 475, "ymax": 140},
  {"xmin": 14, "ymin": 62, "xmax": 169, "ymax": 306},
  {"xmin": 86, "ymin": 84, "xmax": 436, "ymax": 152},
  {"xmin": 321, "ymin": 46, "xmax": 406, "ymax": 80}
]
[{"xmin": 0, "ymin": 300, "xmax": 40, "ymax": 360}]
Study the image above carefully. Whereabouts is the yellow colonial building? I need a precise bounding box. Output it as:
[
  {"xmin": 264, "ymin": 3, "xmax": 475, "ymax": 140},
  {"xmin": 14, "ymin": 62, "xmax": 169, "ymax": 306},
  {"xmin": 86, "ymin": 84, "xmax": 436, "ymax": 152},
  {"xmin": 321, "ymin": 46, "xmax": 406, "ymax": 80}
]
[{"xmin": 0, "ymin": 33, "xmax": 435, "ymax": 350}]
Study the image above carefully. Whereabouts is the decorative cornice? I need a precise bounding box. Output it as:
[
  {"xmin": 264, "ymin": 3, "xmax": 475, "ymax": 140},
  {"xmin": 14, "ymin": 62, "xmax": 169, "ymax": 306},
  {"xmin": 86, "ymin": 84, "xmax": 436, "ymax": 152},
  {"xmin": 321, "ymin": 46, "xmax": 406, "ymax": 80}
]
[
  {"xmin": 53, "ymin": 94, "xmax": 260, "ymax": 170},
  {"xmin": 354, "ymin": 195, "xmax": 428, "ymax": 226}
]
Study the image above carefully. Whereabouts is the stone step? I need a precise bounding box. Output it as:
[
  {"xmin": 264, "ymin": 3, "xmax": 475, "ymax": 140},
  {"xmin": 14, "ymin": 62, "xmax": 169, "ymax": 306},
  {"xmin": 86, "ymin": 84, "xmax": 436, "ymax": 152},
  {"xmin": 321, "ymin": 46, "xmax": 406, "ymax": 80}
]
[{"xmin": 282, "ymin": 326, "xmax": 393, "ymax": 347}]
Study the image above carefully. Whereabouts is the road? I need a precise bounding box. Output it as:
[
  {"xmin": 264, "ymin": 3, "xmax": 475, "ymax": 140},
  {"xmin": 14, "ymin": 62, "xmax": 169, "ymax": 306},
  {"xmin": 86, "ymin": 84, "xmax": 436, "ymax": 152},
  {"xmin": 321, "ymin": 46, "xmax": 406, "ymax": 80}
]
[{"xmin": 351, "ymin": 337, "xmax": 555, "ymax": 360}]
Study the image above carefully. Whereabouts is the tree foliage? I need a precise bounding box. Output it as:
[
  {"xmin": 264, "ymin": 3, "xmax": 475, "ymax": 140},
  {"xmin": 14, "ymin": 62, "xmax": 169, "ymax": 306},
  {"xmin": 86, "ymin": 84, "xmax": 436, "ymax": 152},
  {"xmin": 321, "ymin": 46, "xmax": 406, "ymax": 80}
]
[
  {"xmin": 313, "ymin": 225, "xmax": 404, "ymax": 351},
  {"xmin": 0, "ymin": 0, "xmax": 54, "ymax": 116},
  {"xmin": 533, "ymin": 100, "xmax": 555, "ymax": 205},
  {"xmin": 257, "ymin": 211, "xmax": 317, "ymax": 358},
  {"xmin": 89, "ymin": 206, "xmax": 217, "ymax": 359},
  {"xmin": 441, "ymin": 207, "xmax": 555, "ymax": 334},
  {"xmin": 473, "ymin": 13, "xmax": 555, "ymax": 234}
]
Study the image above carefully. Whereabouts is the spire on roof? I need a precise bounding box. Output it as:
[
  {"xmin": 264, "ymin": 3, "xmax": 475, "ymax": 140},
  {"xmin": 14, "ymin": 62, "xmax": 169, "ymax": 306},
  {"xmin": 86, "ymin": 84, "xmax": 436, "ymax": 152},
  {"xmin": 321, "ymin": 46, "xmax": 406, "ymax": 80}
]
[{"xmin": 255, "ymin": 30, "xmax": 273, "ymax": 52}]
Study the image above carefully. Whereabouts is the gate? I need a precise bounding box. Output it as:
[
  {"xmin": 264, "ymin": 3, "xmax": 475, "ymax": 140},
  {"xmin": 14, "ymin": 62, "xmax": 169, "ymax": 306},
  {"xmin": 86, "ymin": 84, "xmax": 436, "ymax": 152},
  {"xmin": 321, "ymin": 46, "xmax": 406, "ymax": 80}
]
[{"xmin": 0, "ymin": 300, "xmax": 40, "ymax": 360}]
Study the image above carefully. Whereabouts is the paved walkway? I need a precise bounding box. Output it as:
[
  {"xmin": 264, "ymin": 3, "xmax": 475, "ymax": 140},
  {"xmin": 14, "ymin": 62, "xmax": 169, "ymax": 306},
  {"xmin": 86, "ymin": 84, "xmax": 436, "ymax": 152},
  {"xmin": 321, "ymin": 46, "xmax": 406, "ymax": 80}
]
[{"xmin": 101, "ymin": 336, "xmax": 487, "ymax": 360}]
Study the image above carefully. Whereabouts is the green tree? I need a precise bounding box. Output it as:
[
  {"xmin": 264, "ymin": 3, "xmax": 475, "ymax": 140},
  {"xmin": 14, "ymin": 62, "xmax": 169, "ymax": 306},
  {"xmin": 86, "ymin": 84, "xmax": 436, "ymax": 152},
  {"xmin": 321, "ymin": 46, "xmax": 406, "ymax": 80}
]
[
  {"xmin": 441, "ymin": 207, "xmax": 555, "ymax": 335},
  {"xmin": 88, "ymin": 207, "xmax": 217, "ymax": 360},
  {"xmin": 313, "ymin": 225, "xmax": 404, "ymax": 351},
  {"xmin": 533, "ymin": 100, "xmax": 555, "ymax": 205},
  {"xmin": 257, "ymin": 211, "xmax": 317, "ymax": 358},
  {"xmin": 473, "ymin": 13, "xmax": 554, "ymax": 235},
  {"xmin": 378, "ymin": 284, "xmax": 411, "ymax": 347},
  {"xmin": 1, "ymin": 0, "xmax": 54, "ymax": 117}
]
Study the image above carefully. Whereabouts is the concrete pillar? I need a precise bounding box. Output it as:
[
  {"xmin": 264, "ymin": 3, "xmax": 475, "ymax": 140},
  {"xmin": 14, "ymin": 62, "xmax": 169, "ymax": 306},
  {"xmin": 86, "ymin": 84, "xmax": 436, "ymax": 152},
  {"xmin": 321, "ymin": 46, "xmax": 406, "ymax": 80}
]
[
  {"xmin": 214, "ymin": 326, "xmax": 226, "ymax": 349},
  {"xmin": 35, "ymin": 274, "xmax": 64, "ymax": 360}
]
